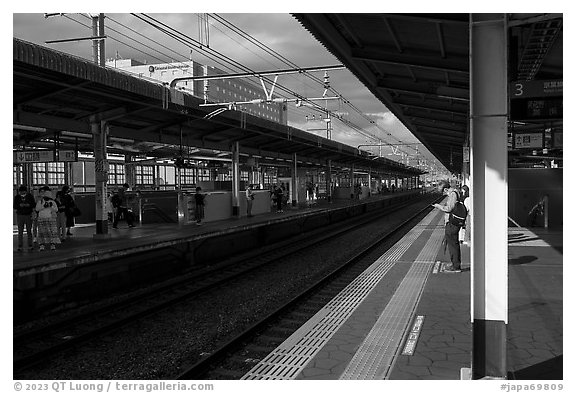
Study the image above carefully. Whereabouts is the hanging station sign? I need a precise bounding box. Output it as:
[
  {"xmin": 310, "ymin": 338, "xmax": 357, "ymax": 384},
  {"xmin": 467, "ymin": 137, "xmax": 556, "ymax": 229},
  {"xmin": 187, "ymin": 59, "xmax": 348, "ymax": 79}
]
[
  {"xmin": 14, "ymin": 150, "xmax": 55, "ymax": 163},
  {"xmin": 513, "ymin": 132, "xmax": 545, "ymax": 149},
  {"xmin": 13, "ymin": 149, "xmax": 78, "ymax": 163},
  {"xmin": 509, "ymin": 80, "xmax": 563, "ymax": 121}
]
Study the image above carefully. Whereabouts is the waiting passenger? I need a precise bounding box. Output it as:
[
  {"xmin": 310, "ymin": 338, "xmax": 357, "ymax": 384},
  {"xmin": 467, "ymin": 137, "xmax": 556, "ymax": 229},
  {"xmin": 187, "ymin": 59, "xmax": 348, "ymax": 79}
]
[
  {"xmin": 54, "ymin": 190, "xmax": 67, "ymax": 242},
  {"xmin": 106, "ymin": 192, "xmax": 115, "ymax": 222},
  {"xmin": 112, "ymin": 183, "xmax": 135, "ymax": 229},
  {"xmin": 35, "ymin": 189, "xmax": 60, "ymax": 251},
  {"xmin": 274, "ymin": 184, "xmax": 284, "ymax": 212},
  {"xmin": 246, "ymin": 185, "xmax": 254, "ymax": 217},
  {"xmin": 32, "ymin": 186, "xmax": 49, "ymax": 245},
  {"xmin": 13, "ymin": 185, "xmax": 36, "ymax": 252},
  {"xmin": 432, "ymin": 180, "xmax": 464, "ymax": 273},
  {"xmin": 459, "ymin": 185, "xmax": 470, "ymax": 245},
  {"xmin": 61, "ymin": 185, "xmax": 78, "ymax": 236},
  {"xmin": 194, "ymin": 186, "xmax": 205, "ymax": 225}
]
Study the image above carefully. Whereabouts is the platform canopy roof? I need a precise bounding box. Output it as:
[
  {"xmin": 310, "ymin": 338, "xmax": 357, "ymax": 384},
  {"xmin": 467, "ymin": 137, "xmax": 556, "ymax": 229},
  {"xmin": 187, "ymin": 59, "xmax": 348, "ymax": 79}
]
[
  {"xmin": 293, "ymin": 13, "xmax": 563, "ymax": 173},
  {"xmin": 13, "ymin": 38, "xmax": 422, "ymax": 177}
]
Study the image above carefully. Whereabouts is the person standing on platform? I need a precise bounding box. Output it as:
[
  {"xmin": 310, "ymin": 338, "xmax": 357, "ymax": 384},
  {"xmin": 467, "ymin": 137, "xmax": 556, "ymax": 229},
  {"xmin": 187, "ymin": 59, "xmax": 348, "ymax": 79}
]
[
  {"xmin": 106, "ymin": 191, "xmax": 115, "ymax": 223},
  {"xmin": 14, "ymin": 185, "xmax": 36, "ymax": 252},
  {"xmin": 246, "ymin": 184, "xmax": 254, "ymax": 217},
  {"xmin": 54, "ymin": 190, "xmax": 67, "ymax": 242},
  {"xmin": 194, "ymin": 186, "xmax": 205, "ymax": 225},
  {"xmin": 458, "ymin": 185, "xmax": 470, "ymax": 244},
  {"xmin": 432, "ymin": 180, "xmax": 463, "ymax": 273},
  {"xmin": 61, "ymin": 185, "xmax": 77, "ymax": 236},
  {"xmin": 112, "ymin": 183, "xmax": 135, "ymax": 229},
  {"xmin": 274, "ymin": 184, "xmax": 284, "ymax": 213},
  {"xmin": 35, "ymin": 189, "xmax": 60, "ymax": 251}
]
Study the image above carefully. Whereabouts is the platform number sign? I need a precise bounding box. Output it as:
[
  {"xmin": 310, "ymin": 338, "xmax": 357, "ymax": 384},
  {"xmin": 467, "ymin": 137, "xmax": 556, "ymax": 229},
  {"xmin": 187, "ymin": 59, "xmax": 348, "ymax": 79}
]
[{"xmin": 509, "ymin": 80, "xmax": 562, "ymax": 121}]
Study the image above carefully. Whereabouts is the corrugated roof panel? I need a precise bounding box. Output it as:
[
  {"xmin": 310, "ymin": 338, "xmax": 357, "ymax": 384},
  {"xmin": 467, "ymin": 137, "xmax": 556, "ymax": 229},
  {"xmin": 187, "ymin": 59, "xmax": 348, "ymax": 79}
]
[{"xmin": 14, "ymin": 38, "xmax": 165, "ymax": 101}]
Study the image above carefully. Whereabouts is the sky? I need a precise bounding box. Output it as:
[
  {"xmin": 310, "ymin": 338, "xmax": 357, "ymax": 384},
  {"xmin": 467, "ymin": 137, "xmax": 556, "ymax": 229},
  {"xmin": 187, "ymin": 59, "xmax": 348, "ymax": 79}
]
[{"xmin": 10, "ymin": 11, "xmax": 447, "ymax": 174}]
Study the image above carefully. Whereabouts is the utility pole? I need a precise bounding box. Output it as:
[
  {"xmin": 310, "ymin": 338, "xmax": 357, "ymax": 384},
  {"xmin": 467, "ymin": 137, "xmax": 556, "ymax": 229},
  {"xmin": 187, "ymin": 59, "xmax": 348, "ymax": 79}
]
[
  {"xmin": 45, "ymin": 13, "xmax": 106, "ymax": 67},
  {"xmin": 92, "ymin": 13, "xmax": 106, "ymax": 66}
]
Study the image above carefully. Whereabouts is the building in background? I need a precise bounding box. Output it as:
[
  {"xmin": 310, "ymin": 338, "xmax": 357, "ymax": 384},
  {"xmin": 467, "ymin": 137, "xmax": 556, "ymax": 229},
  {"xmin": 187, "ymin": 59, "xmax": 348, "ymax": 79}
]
[{"xmin": 106, "ymin": 58, "xmax": 288, "ymax": 125}]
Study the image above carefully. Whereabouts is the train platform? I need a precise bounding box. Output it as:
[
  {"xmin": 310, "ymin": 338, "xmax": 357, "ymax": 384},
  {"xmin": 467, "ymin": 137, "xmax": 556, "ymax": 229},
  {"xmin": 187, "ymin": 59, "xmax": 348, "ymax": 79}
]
[
  {"xmin": 13, "ymin": 191, "xmax": 424, "ymax": 319},
  {"xmin": 241, "ymin": 207, "xmax": 563, "ymax": 380},
  {"xmin": 12, "ymin": 191, "xmax": 417, "ymax": 271}
]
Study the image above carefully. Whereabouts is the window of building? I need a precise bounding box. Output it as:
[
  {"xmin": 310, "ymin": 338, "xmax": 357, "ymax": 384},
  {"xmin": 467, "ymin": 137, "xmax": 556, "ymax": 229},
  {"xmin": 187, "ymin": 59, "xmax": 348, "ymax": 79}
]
[
  {"xmin": 31, "ymin": 162, "xmax": 66, "ymax": 186},
  {"xmin": 180, "ymin": 167, "xmax": 195, "ymax": 185},
  {"xmin": 136, "ymin": 165, "xmax": 154, "ymax": 186},
  {"xmin": 240, "ymin": 170, "xmax": 249, "ymax": 183},
  {"xmin": 108, "ymin": 162, "xmax": 125, "ymax": 185},
  {"xmin": 197, "ymin": 168, "xmax": 211, "ymax": 182},
  {"xmin": 13, "ymin": 166, "xmax": 23, "ymax": 187}
]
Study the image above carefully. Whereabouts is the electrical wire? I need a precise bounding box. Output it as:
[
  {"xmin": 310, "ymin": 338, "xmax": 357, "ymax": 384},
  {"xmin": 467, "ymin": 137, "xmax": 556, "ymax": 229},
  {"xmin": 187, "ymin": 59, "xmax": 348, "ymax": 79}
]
[{"xmin": 55, "ymin": 13, "xmax": 424, "ymax": 165}]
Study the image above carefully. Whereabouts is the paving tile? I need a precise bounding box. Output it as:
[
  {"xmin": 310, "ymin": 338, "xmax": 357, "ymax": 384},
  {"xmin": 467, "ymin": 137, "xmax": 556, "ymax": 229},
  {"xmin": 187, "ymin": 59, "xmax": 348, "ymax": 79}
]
[{"xmin": 314, "ymin": 358, "xmax": 341, "ymax": 370}]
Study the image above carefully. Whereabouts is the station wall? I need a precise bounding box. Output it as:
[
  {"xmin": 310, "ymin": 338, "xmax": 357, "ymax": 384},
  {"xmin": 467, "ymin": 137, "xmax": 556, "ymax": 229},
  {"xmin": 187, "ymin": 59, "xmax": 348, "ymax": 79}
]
[{"xmin": 508, "ymin": 168, "xmax": 563, "ymax": 229}]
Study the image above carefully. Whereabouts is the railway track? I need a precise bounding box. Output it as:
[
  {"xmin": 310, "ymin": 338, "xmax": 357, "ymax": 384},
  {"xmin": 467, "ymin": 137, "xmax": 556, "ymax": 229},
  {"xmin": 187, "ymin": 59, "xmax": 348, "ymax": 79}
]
[
  {"xmin": 176, "ymin": 197, "xmax": 439, "ymax": 379},
  {"xmin": 14, "ymin": 193, "xmax": 439, "ymax": 376}
]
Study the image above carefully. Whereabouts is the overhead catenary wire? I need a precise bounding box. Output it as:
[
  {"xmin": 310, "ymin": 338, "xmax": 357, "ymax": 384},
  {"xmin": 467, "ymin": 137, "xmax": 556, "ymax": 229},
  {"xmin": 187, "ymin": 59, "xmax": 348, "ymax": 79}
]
[
  {"xmin": 208, "ymin": 13, "xmax": 420, "ymax": 158},
  {"xmin": 57, "ymin": 13, "xmax": 422, "ymax": 163},
  {"xmin": 131, "ymin": 13, "xmax": 372, "ymax": 139}
]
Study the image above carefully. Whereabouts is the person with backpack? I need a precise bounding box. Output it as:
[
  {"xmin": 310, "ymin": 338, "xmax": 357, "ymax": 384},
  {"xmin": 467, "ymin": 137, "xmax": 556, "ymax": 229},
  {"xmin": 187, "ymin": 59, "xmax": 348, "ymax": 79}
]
[
  {"xmin": 458, "ymin": 185, "xmax": 470, "ymax": 244},
  {"xmin": 432, "ymin": 180, "xmax": 468, "ymax": 273}
]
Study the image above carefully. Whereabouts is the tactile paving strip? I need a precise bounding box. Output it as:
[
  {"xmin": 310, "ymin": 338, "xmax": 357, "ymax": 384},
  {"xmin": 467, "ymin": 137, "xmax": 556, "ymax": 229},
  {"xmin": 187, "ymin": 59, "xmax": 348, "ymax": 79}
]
[
  {"xmin": 339, "ymin": 221, "xmax": 444, "ymax": 379},
  {"xmin": 241, "ymin": 208, "xmax": 440, "ymax": 380}
]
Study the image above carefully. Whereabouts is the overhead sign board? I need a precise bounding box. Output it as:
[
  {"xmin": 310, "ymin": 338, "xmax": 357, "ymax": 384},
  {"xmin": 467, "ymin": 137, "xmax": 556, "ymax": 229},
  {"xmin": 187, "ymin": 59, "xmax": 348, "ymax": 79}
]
[
  {"xmin": 13, "ymin": 149, "xmax": 78, "ymax": 163},
  {"xmin": 510, "ymin": 80, "xmax": 562, "ymax": 98},
  {"xmin": 514, "ymin": 132, "xmax": 544, "ymax": 149},
  {"xmin": 509, "ymin": 80, "xmax": 563, "ymax": 121},
  {"xmin": 14, "ymin": 150, "xmax": 55, "ymax": 164},
  {"xmin": 58, "ymin": 150, "xmax": 78, "ymax": 162},
  {"xmin": 510, "ymin": 98, "xmax": 562, "ymax": 121}
]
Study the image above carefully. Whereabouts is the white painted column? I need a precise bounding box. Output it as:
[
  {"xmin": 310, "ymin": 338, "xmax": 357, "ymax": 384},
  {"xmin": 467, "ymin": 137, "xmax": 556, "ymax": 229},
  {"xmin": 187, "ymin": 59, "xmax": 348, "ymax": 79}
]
[{"xmin": 470, "ymin": 13, "xmax": 508, "ymax": 379}]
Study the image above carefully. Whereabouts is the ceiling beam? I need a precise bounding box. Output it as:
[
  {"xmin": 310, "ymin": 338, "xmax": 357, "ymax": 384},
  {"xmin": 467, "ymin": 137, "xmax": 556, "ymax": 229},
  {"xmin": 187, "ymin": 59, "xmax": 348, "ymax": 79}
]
[
  {"xmin": 384, "ymin": 14, "xmax": 469, "ymax": 25},
  {"xmin": 408, "ymin": 114, "xmax": 467, "ymax": 128},
  {"xmin": 351, "ymin": 47, "xmax": 468, "ymax": 74},
  {"xmin": 395, "ymin": 101, "xmax": 468, "ymax": 116},
  {"xmin": 377, "ymin": 78, "xmax": 469, "ymax": 101}
]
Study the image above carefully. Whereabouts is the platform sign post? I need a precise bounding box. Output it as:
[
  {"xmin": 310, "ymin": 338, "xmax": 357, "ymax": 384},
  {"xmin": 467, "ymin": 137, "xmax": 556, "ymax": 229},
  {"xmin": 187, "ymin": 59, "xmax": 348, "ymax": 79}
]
[
  {"xmin": 470, "ymin": 13, "xmax": 508, "ymax": 379},
  {"xmin": 91, "ymin": 119, "xmax": 109, "ymax": 237}
]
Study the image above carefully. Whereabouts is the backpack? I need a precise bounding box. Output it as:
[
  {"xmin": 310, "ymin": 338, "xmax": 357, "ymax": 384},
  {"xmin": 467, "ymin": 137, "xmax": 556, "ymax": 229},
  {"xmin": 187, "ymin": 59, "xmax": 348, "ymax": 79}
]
[{"xmin": 449, "ymin": 191, "xmax": 468, "ymax": 227}]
